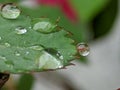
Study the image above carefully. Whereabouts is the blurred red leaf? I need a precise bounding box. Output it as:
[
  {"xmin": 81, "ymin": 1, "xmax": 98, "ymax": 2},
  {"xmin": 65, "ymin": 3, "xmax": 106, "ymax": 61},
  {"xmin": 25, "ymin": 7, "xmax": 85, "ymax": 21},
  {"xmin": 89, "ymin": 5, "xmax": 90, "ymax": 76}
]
[{"xmin": 36, "ymin": 0, "xmax": 79, "ymax": 22}]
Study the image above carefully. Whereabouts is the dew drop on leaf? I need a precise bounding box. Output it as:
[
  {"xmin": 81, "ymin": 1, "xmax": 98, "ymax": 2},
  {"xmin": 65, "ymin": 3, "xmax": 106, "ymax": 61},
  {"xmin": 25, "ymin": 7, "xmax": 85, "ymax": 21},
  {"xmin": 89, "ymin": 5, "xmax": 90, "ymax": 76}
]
[
  {"xmin": 15, "ymin": 26, "xmax": 27, "ymax": 34},
  {"xmin": 1, "ymin": 3, "xmax": 21, "ymax": 19},
  {"xmin": 33, "ymin": 21, "xmax": 55, "ymax": 33},
  {"xmin": 38, "ymin": 51, "xmax": 63, "ymax": 69},
  {"xmin": 77, "ymin": 43, "xmax": 90, "ymax": 56}
]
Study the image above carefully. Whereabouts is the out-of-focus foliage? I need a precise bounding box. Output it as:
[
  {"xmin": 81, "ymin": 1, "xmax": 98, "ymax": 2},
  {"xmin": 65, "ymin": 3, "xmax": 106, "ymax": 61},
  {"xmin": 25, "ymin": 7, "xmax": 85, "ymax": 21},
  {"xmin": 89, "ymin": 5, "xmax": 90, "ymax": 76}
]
[
  {"xmin": 17, "ymin": 74, "xmax": 34, "ymax": 90},
  {"xmin": 70, "ymin": 0, "xmax": 110, "ymax": 22},
  {"xmin": 92, "ymin": 0, "xmax": 118, "ymax": 39}
]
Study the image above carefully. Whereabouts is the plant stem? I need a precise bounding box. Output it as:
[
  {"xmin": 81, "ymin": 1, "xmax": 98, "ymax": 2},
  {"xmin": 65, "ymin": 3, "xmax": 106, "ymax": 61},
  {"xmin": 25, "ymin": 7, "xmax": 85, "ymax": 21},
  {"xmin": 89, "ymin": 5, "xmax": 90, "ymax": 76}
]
[{"xmin": 0, "ymin": 73, "xmax": 10, "ymax": 89}]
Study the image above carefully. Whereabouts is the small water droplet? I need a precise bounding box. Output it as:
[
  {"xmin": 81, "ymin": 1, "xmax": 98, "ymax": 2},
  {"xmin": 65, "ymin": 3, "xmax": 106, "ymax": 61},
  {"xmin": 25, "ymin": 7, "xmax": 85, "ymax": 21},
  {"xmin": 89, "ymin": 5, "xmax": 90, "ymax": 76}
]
[
  {"xmin": 15, "ymin": 51, "xmax": 20, "ymax": 56},
  {"xmin": 4, "ymin": 43, "xmax": 11, "ymax": 47},
  {"xmin": 1, "ymin": 3, "xmax": 21, "ymax": 19},
  {"xmin": 15, "ymin": 26, "xmax": 27, "ymax": 34},
  {"xmin": 77, "ymin": 43, "xmax": 90, "ymax": 56}
]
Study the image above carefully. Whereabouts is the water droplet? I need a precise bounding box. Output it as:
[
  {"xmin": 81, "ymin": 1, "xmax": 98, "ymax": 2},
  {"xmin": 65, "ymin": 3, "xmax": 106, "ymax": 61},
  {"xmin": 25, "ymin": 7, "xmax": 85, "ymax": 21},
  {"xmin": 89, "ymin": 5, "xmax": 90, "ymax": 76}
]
[
  {"xmin": 30, "ymin": 46, "xmax": 44, "ymax": 51},
  {"xmin": 38, "ymin": 51, "xmax": 63, "ymax": 69},
  {"xmin": 77, "ymin": 43, "xmax": 90, "ymax": 56},
  {"xmin": 15, "ymin": 51, "xmax": 20, "ymax": 56},
  {"xmin": 4, "ymin": 43, "xmax": 11, "ymax": 47},
  {"xmin": 15, "ymin": 26, "xmax": 27, "ymax": 34},
  {"xmin": 1, "ymin": 3, "xmax": 21, "ymax": 19},
  {"xmin": 33, "ymin": 21, "xmax": 56, "ymax": 33}
]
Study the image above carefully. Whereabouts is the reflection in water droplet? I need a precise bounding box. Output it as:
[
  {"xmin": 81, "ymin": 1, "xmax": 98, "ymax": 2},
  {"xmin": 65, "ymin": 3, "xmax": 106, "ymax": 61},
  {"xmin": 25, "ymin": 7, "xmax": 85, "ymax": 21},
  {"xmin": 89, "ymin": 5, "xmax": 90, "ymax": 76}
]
[
  {"xmin": 30, "ymin": 46, "xmax": 44, "ymax": 51},
  {"xmin": 5, "ymin": 43, "xmax": 11, "ymax": 47},
  {"xmin": 45, "ymin": 49, "xmax": 64, "ymax": 60},
  {"xmin": 77, "ymin": 43, "xmax": 90, "ymax": 56},
  {"xmin": 15, "ymin": 51, "xmax": 20, "ymax": 56},
  {"xmin": 56, "ymin": 51, "xmax": 64, "ymax": 60},
  {"xmin": 15, "ymin": 26, "xmax": 27, "ymax": 34},
  {"xmin": 38, "ymin": 51, "xmax": 63, "ymax": 69},
  {"xmin": 1, "ymin": 3, "xmax": 21, "ymax": 19}
]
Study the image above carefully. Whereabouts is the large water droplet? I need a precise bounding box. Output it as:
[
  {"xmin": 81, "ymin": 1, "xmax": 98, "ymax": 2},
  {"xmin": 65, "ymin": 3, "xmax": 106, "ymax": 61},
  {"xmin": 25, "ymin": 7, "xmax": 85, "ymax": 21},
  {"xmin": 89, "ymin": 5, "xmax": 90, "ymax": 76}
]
[
  {"xmin": 4, "ymin": 43, "xmax": 11, "ymax": 47},
  {"xmin": 38, "ymin": 51, "xmax": 63, "ymax": 69},
  {"xmin": 15, "ymin": 26, "xmax": 27, "ymax": 34},
  {"xmin": 77, "ymin": 43, "xmax": 90, "ymax": 56},
  {"xmin": 33, "ymin": 20, "xmax": 56, "ymax": 33},
  {"xmin": 1, "ymin": 3, "xmax": 21, "ymax": 19}
]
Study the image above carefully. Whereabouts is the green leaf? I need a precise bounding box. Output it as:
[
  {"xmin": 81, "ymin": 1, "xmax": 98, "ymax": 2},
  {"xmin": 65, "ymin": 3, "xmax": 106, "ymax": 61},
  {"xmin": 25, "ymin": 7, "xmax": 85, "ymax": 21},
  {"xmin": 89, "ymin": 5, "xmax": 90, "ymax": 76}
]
[{"xmin": 0, "ymin": 13, "xmax": 77, "ymax": 73}]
